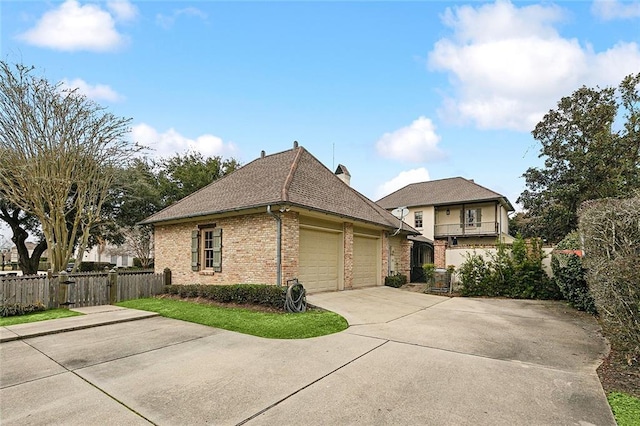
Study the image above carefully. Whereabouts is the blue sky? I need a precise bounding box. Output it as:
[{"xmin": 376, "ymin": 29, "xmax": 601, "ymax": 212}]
[{"xmin": 1, "ymin": 0, "xmax": 639, "ymax": 241}]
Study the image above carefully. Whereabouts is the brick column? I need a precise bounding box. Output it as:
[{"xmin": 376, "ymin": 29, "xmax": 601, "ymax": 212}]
[
  {"xmin": 400, "ymin": 239, "xmax": 412, "ymax": 277},
  {"xmin": 343, "ymin": 222, "xmax": 353, "ymax": 289},
  {"xmin": 280, "ymin": 211, "xmax": 300, "ymax": 285},
  {"xmin": 434, "ymin": 240, "xmax": 447, "ymax": 269},
  {"xmin": 381, "ymin": 231, "xmax": 389, "ymax": 283}
]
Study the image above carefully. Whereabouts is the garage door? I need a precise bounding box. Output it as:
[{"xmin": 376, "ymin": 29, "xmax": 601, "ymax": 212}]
[
  {"xmin": 353, "ymin": 235, "xmax": 379, "ymax": 288},
  {"xmin": 298, "ymin": 227, "xmax": 341, "ymax": 292}
]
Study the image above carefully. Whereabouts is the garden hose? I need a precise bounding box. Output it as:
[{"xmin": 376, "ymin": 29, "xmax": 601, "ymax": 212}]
[{"xmin": 285, "ymin": 279, "xmax": 307, "ymax": 313}]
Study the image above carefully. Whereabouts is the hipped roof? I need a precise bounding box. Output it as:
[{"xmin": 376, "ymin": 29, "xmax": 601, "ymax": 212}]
[
  {"xmin": 376, "ymin": 177, "xmax": 515, "ymax": 211},
  {"xmin": 141, "ymin": 146, "xmax": 417, "ymax": 233}
]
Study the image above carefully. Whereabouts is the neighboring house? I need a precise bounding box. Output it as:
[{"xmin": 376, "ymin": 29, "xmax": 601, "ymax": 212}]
[
  {"xmin": 377, "ymin": 177, "xmax": 515, "ymax": 277},
  {"xmin": 141, "ymin": 143, "xmax": 418, "ymax": 293},
  {"xmin": 81, "ymin": 244, "xmax": 135, "ymax": 268}
]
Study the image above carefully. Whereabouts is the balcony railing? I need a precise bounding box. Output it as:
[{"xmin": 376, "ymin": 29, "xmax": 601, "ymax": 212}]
[{"xmin": 434, "ymin": 221, "xmax": 499, "ymax": 237}]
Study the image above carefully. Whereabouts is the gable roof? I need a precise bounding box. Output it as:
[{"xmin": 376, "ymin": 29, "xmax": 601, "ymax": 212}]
[
  {"xmin": 376, "ymin": 177, "xmax": 515, "ymax": 211},
  {"xmin": 141, "ymin": 146, "xmax": 416, "ymax": 232}
]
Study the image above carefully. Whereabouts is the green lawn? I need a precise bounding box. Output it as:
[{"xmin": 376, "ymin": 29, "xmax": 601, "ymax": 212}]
[
  {"xmin": 608, "ymin": 392, "xmax": 640, "ymax": 426},
  {"xmin": 0, "ymin": 309, "xmax": 82, "ymax": 326},
  {"xmin": 117, "ymin": 298, "xmax": 348, "ymax": 339}
]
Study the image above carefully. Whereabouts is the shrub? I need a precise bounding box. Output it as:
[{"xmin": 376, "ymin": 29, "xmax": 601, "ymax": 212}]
[
  {"xmin": 0, "ymin": 302, "xmax": 46, "ymax": 317},
  {"xmin": 458, "ymin": 253, "xmax": 491, "ymax": 296},
  {"xmin": 458, "ymin": 235, "xmax": 561, "ymax": 299},
  {"xmin": 551, "ymin": 231, "xmax": 596, "ymax": 313},
  {"xmin": 422, "ymin": 263, "xmax": 436, "ymax": 285},
  {"xmin": 79, "ymin": 262, "xmax": 114, "ymax": 272},
  {"xmin": 384, "ymin": 273, "xmax": 407, "ymax": 288},
  {"xmin": 580, "ymin": 197, "xmax": 640, "ymax": 354},
  {"xmin": 163, "ymin": 284, "xmax": 287, "ymax": 309}
]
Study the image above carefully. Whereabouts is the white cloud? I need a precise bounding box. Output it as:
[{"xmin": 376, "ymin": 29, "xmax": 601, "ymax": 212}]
[
  {"xmin": 107, "ymin": 0, "xmax": 138, "ymax": 21},
  {"xmin": 156, "ymin": 7, "xmax": 208, "ymax": 29},
  {"xmin": 375, "ymin": 168, "xmax": 431, "ymax": 200},
  {"xmin": 61, "ymin": 78, "xmax": 123, "ymax": 102},
  {"xmin": 131, "ymin": 123, "xmax": 237, "ymax": 159},
  {"xmin": 428, "ymin": 0, "xmax": 640, "ymax": 131},
  {"xmin": 17, "ymin": 0, "xmax": 136, "ymax": 52},
  {"xmin": 592, "ymin": 0, "xmax": 640, "ymax": 20},
  {"xmin": 375, "ymin": 117, "xmax": 443, "ymax": 162}
]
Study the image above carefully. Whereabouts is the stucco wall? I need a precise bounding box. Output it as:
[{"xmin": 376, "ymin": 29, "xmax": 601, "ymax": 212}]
[{"xmin": 445, "ymin": 246, "xmax": 554, "ymax": 276}]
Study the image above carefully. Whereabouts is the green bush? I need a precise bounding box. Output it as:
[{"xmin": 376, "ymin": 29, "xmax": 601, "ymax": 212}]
[
  {"xmin": 551, "ymin": 231, "xmax": 596, "ymax": 313},
  {"xmin": 78, "ymin": 262, "xmax": 114, "ymax": 272},
  {"xmin": 458, "ymin": 235, "xmax": 561, "ymax": 299},
  {"xmin": 133, "ymin": 258, "xmax": 154, "ymax": 269},
  {"xmin": 458, "ymin": 253, "xmax": 492, "ymax": 296},
  {"xmin": 422, "ymin": 263, "xmax": 436, "ymax": 285},
  {"xmin": 163, "ymin": 284, "xmax": 287, "ymax": 310},
  {"xmin": 384, "ymin": 273, "xmax": 407, "ymax": 288},
  {"xmin": 0, "ymin": 302, "xmax": 46, "ymax": 317}
]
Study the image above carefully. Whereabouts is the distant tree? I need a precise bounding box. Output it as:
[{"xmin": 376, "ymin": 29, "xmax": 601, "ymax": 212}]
[
  {"xmin": 111, "ymin": 154, "xmax": 239, "ymax": 268},
  {"xmin": 157, "ymin": 152, "xmax": 239, "ymax": 206},
  {"xmin": 518, "ymin": 73, "xmax": 640, "ymax": 243},
  {"xmin": 0, "ymin": 62, "xmax": 138, "ymax": 272},
  {"xmin": 508, "ymin": 211, "xmax": 537, "ymax": 240},
  {"xmin": 0, "ymin": 198, "xmax": 46, "ymax": 275}
]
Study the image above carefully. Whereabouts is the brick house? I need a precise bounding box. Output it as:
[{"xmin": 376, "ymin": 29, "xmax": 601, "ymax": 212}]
[
  {"xmin": 377, "ymin": 177, "xmax": 515, "ymax": 277},
  {"xmin": 141, "ymin": 143, "xmax": 417, "ymax": 293}
]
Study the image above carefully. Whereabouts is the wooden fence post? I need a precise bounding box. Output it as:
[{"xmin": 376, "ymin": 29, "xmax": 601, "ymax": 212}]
[
  {"xmin": 108, "ymin": 268, "xmax": 118, "ymax": 304},
  {"xmin": 163, "ymin": 268, "xmax": 171, "ymax": 286},
  {"xmin": 47, "ymin": 269, "xmax": 56, "ymax": 309},
  {"xmin": 58, "ymin": 271, "xmax": 69, "ymax": 309}
]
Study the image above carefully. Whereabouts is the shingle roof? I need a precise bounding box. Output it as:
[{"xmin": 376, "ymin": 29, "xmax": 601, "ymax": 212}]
[
  {"xmin": 141, "ymin": 146, "xmax": 416, "ymax": 232},
  {"xmin": 376, "ymin": 177, "xmax": 515, "ymax": 211}
]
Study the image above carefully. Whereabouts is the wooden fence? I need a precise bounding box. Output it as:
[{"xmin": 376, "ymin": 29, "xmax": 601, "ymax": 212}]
[{"xmin": 0, "ymin": 269, "xmax": 169, "ymax": 309}]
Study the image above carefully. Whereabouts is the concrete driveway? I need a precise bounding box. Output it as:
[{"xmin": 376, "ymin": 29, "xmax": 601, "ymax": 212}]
[{"xmin": 1, "ymin": 287, "xmax": 614, "ymax": 425}]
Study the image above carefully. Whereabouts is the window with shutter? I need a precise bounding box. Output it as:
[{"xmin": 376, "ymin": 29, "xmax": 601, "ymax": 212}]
[
  {"xmin": 463, "ymin": 208, "xmax": 484, "ymax": 229},
  {"xmin": 200, "ymin": 227, "xmax": 222, "ymax": 272}
]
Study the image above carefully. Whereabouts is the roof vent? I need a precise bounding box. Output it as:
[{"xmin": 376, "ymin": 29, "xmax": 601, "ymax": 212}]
[
  {"xmin": 335, "ymin": 164, "xmax": 351, "ymax": 186},
  {"xmin": 261, "ymin": 150, "xmax": 265, "ymax": 159},
  {"xmin": 293, "ymin": 140, "xmax": 299, "ymax": 149}
]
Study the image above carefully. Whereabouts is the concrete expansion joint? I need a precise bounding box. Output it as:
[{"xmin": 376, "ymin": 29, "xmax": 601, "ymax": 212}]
[
  {"xmin": 236, "ymin": 340, "xmax": 389, "ymax": 426},
  {"xmin": 17, "ymin": 337, "xmax": 158, "ymax": 424}
]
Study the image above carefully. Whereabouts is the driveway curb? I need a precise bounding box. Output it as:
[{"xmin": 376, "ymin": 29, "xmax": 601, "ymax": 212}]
[{"xmin": 0, "ymin": 306, "xmax": 158, "ymax": 343}]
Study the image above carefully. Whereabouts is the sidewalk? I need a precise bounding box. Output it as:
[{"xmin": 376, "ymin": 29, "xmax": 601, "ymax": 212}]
[{"xmin": 0, "ymin": 305, "xmax": 157, "ymax": 343}]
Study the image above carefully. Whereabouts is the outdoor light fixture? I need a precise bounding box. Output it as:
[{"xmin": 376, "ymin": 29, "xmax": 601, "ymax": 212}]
[{"xmin": 446, "ymin": 209, "xmax": 450, "ymax": 215}]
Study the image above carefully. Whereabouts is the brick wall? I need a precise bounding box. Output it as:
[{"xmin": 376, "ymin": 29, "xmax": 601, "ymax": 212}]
[
  {"xmin": 434, "ymin": 240, "xmax": 447, "ymax": 268},
  {"xmin": 280, "ymin": 211, "xmax": 300, "ymax": 285},
  {"xmin": 400, "ymin": 239, "xmax": 412, "ymax": 277},
  {"xmin": 381, "ymin": 231, "xmax": 389, "ymax": 284},
  {"xmin": 155, "ymin": 210, "xmax": 413, "ymax": 289},
  {"xmin": 154, "ymin": 213, "xmax": 279, "ymax": 285},
  {"xmin": 343, "ymin": 223, "xmax": 354, "ymax": 289}
]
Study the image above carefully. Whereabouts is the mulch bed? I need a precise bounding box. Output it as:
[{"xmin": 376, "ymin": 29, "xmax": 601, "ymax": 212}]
[
  {"xmin": 156, "ymin": 294, "xmax": 285, "ymax": 313},
  {"xmin": 597, "ymin": 342, "xmax": 640, "ymax": 398}
]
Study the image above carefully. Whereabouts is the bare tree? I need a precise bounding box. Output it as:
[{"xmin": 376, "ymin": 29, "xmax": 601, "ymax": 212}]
[
  {"xmin": 0, "ymin": 62, "xmax": 138, "ymax": 272},
  {"xmin": 122, "ymin": 225, "xmax": 154, "ymax": 268}
]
